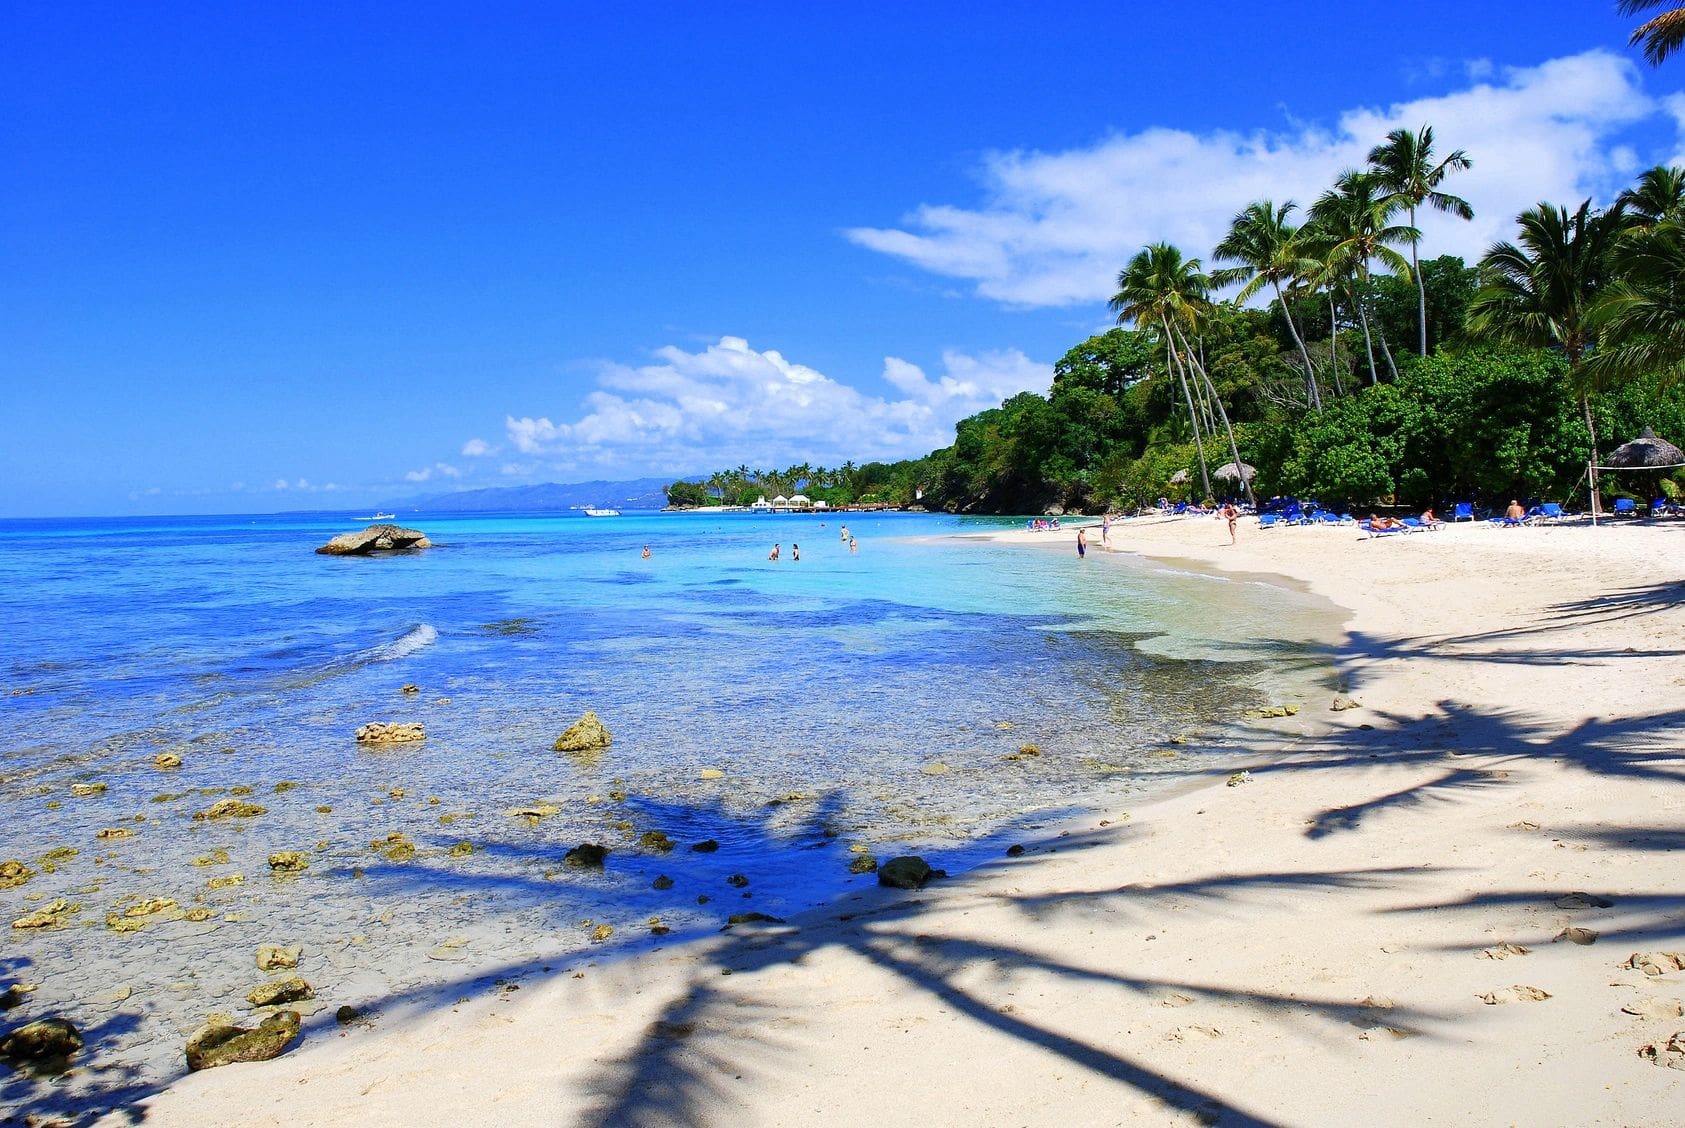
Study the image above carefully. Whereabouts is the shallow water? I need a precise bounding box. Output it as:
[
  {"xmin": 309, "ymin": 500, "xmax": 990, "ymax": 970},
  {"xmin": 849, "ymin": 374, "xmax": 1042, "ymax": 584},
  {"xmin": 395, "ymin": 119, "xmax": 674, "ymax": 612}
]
[{"xmin": 0, "ymin": 510, "xmax": 1343, "ymax": 1115}]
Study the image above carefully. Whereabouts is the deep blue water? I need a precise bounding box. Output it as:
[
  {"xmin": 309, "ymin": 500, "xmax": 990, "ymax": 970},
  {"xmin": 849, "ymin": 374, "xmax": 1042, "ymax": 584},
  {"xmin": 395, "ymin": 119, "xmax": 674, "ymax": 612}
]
[{"xmin": 0, "ymin": 509, "xmax": 1341, "ymax": 1106}]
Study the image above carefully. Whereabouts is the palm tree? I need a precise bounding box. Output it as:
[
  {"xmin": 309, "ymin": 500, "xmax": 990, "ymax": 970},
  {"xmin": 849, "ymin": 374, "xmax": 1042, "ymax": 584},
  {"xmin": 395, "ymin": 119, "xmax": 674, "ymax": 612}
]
[
  {"xmin": 1110, "ymin": 244, "xmax": 1216, "ymax": 498},
  {"xmin": 1110, "ymin": 243, "xmax": 1254, "ymax": 505},
  {"xmin": 1620, "ymin": 1, "xmax": 1685, "ymax": 65},
  {"xmin": 1309, "ymin": 171, "xmax": 1417, "ymax": 383},
  {"xmin": 1367, "ymin": 125, "xmax": 1473, "ymax": 355},
  {"xmin": 1211, "ymin": 199, "xmax": 1323, "ymax": 409},
  {"xmin": 1466, "ymin": 199, "xmax": 1627, "ymax": 514},
  {"xmin": 1616, "ymin": 164, "xmax": 1685, "ymax": 229},
  {"xmin": 1586, "ymin": 215, "xmax": 1685, "ymax": 389}
]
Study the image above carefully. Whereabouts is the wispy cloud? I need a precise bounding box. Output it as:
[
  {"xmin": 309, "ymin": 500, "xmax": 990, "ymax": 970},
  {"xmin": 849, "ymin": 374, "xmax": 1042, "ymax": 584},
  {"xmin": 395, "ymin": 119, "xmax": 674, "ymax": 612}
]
[
  {"xmin": 500, "ymin": 335, "xmax": 1049, "ymax": 474},
  {"xmin": 404, "ymin": 462, "xmax": 462, "ymax": 482},
  {"xmin": 847, "ymin": 50, "xmax": 1670, "ymax": 308}
]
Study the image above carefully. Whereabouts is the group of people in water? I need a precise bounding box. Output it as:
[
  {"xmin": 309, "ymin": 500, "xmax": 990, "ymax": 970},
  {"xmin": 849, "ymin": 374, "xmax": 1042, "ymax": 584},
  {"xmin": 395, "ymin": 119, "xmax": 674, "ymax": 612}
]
[{"xmin": 768, "ymin": 523, "xmax": 857, "ymax": 561}]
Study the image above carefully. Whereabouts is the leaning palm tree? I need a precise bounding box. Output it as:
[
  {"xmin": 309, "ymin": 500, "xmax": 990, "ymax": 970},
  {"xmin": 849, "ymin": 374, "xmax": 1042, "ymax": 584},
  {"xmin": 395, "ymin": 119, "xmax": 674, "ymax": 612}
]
[
  {"xmin": 1467, "ymin": 199, "xmax": 1627, "ymax": 514},
  {"xmin": 1309, "ymin": 171, "xmax": 1417, "ymax": 383},
  {"xmin": 1109, "ymin": 244, "xmax": 1256, "ymax": 506},
  {"xmin": 1211, "ymin": 199, "xmax": 1323, "ymax": 409},
  {"xmin": 1111, "ymin": 244, "xmax": 1214, "ymax": 497},
  {"xmin": 1620, "ymin": 1, "xmax": 1685, "ymax": 65},
  {"xmin": 1367, "ymin": 125, "xmax": 1473, "ymax": 355}
]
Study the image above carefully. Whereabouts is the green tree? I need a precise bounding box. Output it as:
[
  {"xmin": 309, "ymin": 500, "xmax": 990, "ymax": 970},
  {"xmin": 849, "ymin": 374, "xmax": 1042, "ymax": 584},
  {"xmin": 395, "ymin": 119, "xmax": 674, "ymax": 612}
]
[
  {"xmin": 1309, "ymin": 170, "xmax": 1418, "ymax": 383},
  {"xmin": 1052, "ymin": 329, "xmax": 1156, "ymax": 396},
  {"xmin": 1211, "ymin": 199, "xmax": 1324, "ymax": 408},
  {"xmin": 1467, "ymin": 199, "xmax": 1626, "ymax": 509},
  {"xmin": 664, "ymin": 479, "xmax": 711, "ymax": 508},
  {"xmin": 1366, "ymin": 125, "xmax": 1473, "ymax": 356}
]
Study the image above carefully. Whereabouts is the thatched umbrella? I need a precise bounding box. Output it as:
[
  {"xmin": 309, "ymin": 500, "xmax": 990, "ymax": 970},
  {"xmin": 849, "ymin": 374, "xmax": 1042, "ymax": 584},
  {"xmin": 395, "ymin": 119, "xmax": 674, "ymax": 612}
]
[
  {"xmin": 1605, "ymin": 426, "xmax": 1685, "ymax": 468},
  {"xmin": 1211, "ymin": 461, "xmax": 1256, "ymax": 483},
  {"xmin": 1168, "ymin": 469, "xmax": 1190, "ymax": 484}
]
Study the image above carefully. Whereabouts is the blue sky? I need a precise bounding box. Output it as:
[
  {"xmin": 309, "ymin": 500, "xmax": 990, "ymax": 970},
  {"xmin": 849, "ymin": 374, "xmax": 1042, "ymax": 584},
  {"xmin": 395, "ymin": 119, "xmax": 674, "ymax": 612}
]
[{"xmin": 4, "ymin": 2, "xmax": 1682, "ymax": 516}]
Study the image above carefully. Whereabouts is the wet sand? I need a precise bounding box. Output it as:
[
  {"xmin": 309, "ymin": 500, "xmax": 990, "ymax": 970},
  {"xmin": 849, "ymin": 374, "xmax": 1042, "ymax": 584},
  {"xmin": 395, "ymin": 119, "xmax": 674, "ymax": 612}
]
[{"xmin": 109, "ymin": 515, "xmax": 1685, "ymax": 1125}]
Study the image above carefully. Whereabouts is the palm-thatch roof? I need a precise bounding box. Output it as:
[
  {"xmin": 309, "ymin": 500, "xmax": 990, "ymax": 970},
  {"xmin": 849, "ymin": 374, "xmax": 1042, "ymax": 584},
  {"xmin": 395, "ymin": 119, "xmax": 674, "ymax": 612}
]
[
  {"xmin": 1212, "ymin": 461, "xmax": 1257, "ymax": 482},
  {"xmin": 1606, "ymin": 426, "xmax": 1685, "ymax": 468}
]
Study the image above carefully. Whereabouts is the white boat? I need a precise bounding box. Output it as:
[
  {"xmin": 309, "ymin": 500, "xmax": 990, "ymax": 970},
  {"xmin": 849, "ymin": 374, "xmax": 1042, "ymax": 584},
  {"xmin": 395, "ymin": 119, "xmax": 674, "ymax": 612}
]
[
  {"xmin": 583, "ymin": 507, "xmax": 621, "ymax": 517},
  {"xmin": 359, "ymin": 512, "xmax": 396, "ymax": 521}
]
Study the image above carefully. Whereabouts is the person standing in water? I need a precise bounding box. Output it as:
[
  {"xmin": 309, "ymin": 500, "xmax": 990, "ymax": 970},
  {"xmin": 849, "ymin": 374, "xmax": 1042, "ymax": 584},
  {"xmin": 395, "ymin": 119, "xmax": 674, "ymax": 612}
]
[
  {"xmin": 840, "ymin": 524, "xmax": 849, "ymax": 542},
  {"xmin": 1076, "ymin": 527, "xmax": 1088, "ymax": 558},
  {"xmin": 640, "ymin": 545, "xmax": 651, "ymax": 559},
  {"xmin": 848, "ymin": 536, "xmax": 858, "ymax": 553},
  {"xmin": 792, "ymin": 544, "xmax": 800, "ymax": 561},
  {"xmin": 769, "ymin": 543, "xmax": 780, "ymax": 561}
]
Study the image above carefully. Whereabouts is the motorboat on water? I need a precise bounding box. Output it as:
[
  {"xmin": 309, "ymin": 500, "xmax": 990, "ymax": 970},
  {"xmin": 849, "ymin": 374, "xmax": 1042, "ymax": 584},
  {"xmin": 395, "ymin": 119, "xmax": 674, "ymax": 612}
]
[
  {"xmin": 359, "ymin": 512, "xmax": 397, "ymax": 521},
  {"xmin": 583, "ymin": 507, "xmax": 621, "ymax": 517}
]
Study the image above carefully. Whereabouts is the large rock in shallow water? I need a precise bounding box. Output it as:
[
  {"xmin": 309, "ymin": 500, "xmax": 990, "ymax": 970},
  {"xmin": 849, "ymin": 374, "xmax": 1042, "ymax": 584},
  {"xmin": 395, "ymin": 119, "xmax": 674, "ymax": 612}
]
[
  {"xmin": 878, "ymin": 856, "xmax": 945, "ymax": 890},
  {"xmin": 315, "ymin": 523, "xmax": 432, "ymax": 556},
  {"xmin": 554, "ymin": 711, "xmax": 612, "ymax": 753},
  {"xmin": 1, "ymin": 1018, "xmax": 82, "ymax": 1062},
  {"xmin": 185, "ymin": 1010, "xmax": 301, "ymax": 1070}
]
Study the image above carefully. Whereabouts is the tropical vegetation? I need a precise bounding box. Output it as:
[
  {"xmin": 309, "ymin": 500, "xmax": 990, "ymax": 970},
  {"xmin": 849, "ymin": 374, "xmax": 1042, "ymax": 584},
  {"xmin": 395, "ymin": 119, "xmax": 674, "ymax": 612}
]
[{"xmin": 671, "ymin": 122, "xmax": 1685, "ymax": 515}]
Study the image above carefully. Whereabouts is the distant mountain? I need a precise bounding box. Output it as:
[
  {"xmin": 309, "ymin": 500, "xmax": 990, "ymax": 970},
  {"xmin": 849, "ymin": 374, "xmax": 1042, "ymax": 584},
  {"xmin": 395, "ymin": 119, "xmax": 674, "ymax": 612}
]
[{"xmin": 392, "ymin": 477, "xmax": 691, "ymax": 513}]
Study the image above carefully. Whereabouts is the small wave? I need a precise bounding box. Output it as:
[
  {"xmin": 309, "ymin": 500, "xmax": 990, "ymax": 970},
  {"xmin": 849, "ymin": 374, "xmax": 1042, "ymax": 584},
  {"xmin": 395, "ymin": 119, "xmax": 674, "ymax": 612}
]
[{"xmin": 361, "ymin": 623, "xmax": 438, "ymax": 664}]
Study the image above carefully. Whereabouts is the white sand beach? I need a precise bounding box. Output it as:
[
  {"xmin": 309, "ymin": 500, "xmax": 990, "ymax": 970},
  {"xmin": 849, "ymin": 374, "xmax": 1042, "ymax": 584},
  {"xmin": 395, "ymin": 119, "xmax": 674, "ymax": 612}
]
[{"xmin": 119, "ymin": 516, "xmax": 1685, "ymax": 1127}]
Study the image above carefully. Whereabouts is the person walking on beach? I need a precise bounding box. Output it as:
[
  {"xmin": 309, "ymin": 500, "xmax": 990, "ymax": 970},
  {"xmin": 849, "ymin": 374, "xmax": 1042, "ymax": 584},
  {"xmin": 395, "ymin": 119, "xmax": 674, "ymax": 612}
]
[
  {"xmin": 769, "ymin": 543, "xmax": 780, "ymax": 561},
  {"xmin": 1077, "ymin": 527, "xmax": 1088, "ymax": 559},
  {"xmin": 1220, "ymin": 502, "xmax": 1238, "ymax": 545},
  {"xmin": 1101, "ymin": 513, "xmax": 1111, "ymax": 547}
]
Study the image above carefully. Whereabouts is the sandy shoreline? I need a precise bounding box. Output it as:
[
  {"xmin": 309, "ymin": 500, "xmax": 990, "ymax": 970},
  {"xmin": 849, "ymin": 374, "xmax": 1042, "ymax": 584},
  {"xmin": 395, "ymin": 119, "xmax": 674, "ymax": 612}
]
[{"xmin": 109, "ymin": 516, "xmax": 1685, "ymax": 1126}]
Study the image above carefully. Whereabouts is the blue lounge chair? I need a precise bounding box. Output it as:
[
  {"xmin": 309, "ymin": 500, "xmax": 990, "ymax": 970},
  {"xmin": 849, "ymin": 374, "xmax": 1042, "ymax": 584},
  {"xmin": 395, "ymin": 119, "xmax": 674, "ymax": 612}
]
[
  {"xmin": 1537, "ymin": 502, "xmax": 1568, "ymax": 522},
  {"xmin": 1613, "ymin": 497, "xmax": 1638, "ymax": 517},
  {"xmin": 1652, "ymin": 499, "xmax": 1670, "ymax": 517},
  {"xmin": 1452, "ymin": 502, "xmax": 1475, "ymax": 522},
  {"xmin": 1257, "ymin": 514, "xmax": 1281, "ymax": 528}
]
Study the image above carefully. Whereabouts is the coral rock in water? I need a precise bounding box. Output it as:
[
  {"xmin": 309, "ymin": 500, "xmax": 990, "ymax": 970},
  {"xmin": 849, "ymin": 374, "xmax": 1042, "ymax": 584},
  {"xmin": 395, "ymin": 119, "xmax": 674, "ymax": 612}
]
[
  {"xmin": 314, "ymin": 524, "xmax": 432, "ymax": 556},
  {"xmin": 553, "ymin": 711, "xmax": 612, "ymax": 753},
  {"xmin": 355, "ymin": 722, "xmax": 426, "ymax": 744}
]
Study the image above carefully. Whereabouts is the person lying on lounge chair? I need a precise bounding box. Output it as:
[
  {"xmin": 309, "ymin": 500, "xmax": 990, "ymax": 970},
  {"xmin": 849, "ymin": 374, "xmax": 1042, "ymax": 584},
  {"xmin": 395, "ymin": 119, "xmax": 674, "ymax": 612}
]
[{"xmin": 1367, "ymin": 514, "xmax": 1405, "ymax": 531}]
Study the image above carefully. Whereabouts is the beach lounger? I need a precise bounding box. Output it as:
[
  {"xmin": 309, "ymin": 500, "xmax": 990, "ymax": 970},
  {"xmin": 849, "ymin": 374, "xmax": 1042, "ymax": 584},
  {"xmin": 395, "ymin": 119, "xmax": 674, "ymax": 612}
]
[
  {"xmin": 1403, "ymin": 517, "xmax": 1441, "ymax": 531},
  {"xmin": 1613, "ymin": 497, "xmax": 1638, "ymax": 517},
  {"xmin": 1257, "ymin": 514, "xmax": 1281, "ymax": 528},
  {"xmin": 1452, "ymin": 502, "xmax": 1475, "ymax": 522},
  {"xmin": 1537, "ymin": 502, "xmax": 1568, "ymax": 522}
]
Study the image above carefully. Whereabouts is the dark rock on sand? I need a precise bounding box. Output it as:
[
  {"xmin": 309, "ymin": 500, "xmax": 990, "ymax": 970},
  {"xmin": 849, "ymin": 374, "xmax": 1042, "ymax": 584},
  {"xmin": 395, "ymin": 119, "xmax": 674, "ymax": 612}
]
[
  {"xmin": 554, "ymin": 711, "xmax": 612, "ymax": 753},
  {"xmin": 723, "ymin": 912, "xmax": 786, "ymax": 929},
  {"xmin": 185, "ymin": 1010, "xmax": 302, "ymax": 1070},
  {"xmin": 1, "ymin": 1018, "xmax": 82, "ymax": 1062},
  {"xmin": 878, "ymin": 856, "xmax": 945, "ymax": 890},
  {"xmin": 315, "ymin": 524, "xmax": 432, "ymax": 556},
  {"xmin": 848, "ymin": 853, "xmax": 879, "ymax": 875},
  {"xmin": 335, "ymin": 1005, "xmax": 361, "ymax": 1024},
  {"xmin": 563, "ymin": 843, "xmax": 609, "ymax": 869},
  {"xmin": 1006, "ymin": 844, "xmax": 1026, "ymax": 857}
]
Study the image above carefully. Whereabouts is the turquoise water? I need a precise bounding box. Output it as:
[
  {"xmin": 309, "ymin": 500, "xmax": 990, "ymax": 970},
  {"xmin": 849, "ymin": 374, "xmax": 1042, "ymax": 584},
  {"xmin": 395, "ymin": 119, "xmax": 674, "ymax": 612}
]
[{"xmin": 0, "ymin": 510, "xmax": 1340, "ymax": 1111}]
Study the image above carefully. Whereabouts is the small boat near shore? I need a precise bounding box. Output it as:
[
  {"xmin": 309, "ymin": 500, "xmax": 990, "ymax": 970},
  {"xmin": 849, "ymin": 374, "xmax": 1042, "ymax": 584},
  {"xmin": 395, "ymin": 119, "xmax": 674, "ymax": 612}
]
[
  {"xmin": 358, "ymin": 512, "xmax": 396, "ymax": 521},
  {"xmin": 583, "ymin": 507, "xmax": 621, "ymax": 517}
]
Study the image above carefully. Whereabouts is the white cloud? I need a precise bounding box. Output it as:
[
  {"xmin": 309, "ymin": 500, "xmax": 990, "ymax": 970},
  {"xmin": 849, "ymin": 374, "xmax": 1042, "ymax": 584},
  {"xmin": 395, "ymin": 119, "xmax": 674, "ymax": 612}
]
[
  {"xmin": 1666, "ymin": 93, "xmax": 1685, "ymax": 168},
  {"xmin": 403, "ymin": 462, "xmax": 461, "ymax": 483},
  {"xmin": 500, "ymin": 335, "xmax": 1049, "ymax": 472},
  {"xmin": 847, "ymin": 50, "xmax": 1663, "ymax": 308},
  {"xmin": 273, "ymin": 478, "xmax": 289, "ymax": 490},
  {"xmin": 461, "ymin": 438, "xmax": 493, "ymax": 457}
]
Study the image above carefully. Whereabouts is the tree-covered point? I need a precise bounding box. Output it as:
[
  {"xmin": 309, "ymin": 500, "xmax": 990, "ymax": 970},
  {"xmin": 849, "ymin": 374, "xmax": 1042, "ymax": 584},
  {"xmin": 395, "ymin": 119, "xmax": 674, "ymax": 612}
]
[{"xmin": 670, "ymin": 143, "xmax": 1685, "ymax": 517}]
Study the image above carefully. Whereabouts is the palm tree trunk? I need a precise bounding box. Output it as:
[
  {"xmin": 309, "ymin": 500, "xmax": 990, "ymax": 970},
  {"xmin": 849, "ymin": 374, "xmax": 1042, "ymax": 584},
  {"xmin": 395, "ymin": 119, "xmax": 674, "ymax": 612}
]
[
  {"xmin": 1273, "ymin": 279, "xmax": 1321, "ymax": 409},
  {"xmin": 1411, "ymin": 204, "xmax": 1428, "ymax": 355},
  {"xmin": 1583, "ymin": 393, "xmax": 1603, "ymax": 522},
  {"xmin": 1327, "ymin": 296, "xmax": 1346, "ymax": 398},
  {"xmin": 1178, "ymin": 327, "xmax": 1254, "ymax": 507},
  {"xmin": 1353, "ymin": 282, "xmax": 1380, "ymax": 384},
  {"xmin": 1165, "ymin": 334, "xmax": 1212, "ymax": 499},
  {"xmin": 1373, "ymin": 294, "xmax": 1401, "ymax": 382}
]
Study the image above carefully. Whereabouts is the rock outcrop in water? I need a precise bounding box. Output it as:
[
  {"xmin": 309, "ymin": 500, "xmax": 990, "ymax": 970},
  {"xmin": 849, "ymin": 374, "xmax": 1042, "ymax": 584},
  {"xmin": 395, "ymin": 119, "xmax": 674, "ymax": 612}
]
[
  {"xmin": 355, "ymin": 722, "xmax": 425, "ymax": 744},
  {"xmin": 315, "ymin": 523, "xmax": 432, "ymax": 556},
  {"xmin": 554, "ymin": 711, "xmax": 612, "ymax": 754}
]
